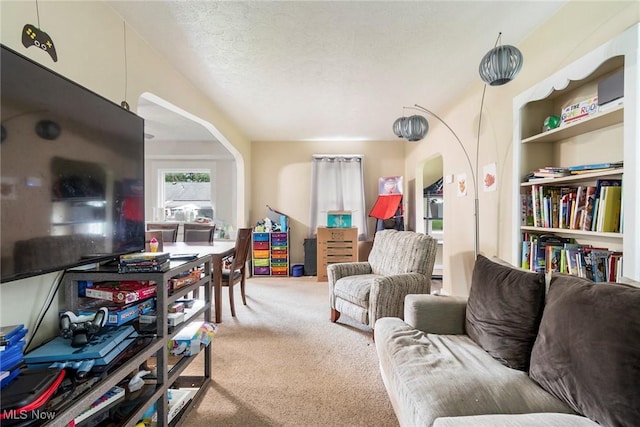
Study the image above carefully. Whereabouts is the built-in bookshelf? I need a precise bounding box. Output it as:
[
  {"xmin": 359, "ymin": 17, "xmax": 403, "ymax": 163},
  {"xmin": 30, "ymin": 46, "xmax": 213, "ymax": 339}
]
[{"xmin": 512, "ymin": 23, "xmax": 640, "ymax": 282}]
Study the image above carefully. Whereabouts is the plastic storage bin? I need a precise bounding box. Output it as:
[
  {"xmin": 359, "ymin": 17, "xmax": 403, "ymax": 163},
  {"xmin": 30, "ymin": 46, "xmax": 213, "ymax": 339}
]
[{"xmin": 291, "ymin": 264, "xmax": 304, "ymax": 277}]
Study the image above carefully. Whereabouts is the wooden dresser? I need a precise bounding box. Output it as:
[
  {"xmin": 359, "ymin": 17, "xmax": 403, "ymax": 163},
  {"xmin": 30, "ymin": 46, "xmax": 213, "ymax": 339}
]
[{"xmin": 316, "ymin": 227, "xmax": 358, "ymax": 281}]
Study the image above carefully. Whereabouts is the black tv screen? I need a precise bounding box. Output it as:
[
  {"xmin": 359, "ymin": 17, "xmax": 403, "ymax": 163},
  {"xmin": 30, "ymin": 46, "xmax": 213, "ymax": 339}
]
[{"xmin": 1, "ymin": 45, "xmax": 145, "ymax": 283}]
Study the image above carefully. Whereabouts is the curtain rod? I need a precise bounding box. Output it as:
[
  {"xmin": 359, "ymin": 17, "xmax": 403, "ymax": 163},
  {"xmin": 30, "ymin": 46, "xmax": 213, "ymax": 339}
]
[{"xmin": 312, "ymin": 154, "xmax": 363, "ymax": 159}]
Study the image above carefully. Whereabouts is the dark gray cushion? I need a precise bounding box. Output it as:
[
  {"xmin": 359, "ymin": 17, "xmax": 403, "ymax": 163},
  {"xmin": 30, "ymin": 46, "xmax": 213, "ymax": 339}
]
[
  {"xmin": 530, "ymin": 274, "xmax": 640, "ymax": 426},
  {"xmin": 466, "ymin": 255, "xmax": 545, "ymax": 371}
]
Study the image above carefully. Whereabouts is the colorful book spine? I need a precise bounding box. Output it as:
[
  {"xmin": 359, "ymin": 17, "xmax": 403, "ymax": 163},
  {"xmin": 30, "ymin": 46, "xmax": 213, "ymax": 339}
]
[
  {"xmin": 599, "ymin": 186, "xmax": 622, "ymax": 232},
  {"xmin": 521, "ymin": 240, "xmax": 531, "ymax": 270},
  {"xmin": 531, "ymin": 185, "xmax": 541, "ymax": 228}
]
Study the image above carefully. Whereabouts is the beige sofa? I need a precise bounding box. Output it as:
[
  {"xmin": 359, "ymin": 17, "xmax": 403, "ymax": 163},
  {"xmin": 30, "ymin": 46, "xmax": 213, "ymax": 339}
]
[{"xmin": 375, "ymin": 255, "xmax": 640, "ymax": 427}]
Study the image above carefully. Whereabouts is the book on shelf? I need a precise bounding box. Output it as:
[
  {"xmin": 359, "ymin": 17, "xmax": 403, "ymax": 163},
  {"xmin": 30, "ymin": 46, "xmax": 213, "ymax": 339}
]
[
  {"xmin": 566, "ymin": 249, "xmax": 582, "ymax": 276},
  {"xmin": 526, "ymin": 162, "xmax": 622, "ymax": 181},
  {"xmin": 558, "ymin": 187, "xmax": 572, "ymax": 229},
  {"xmin": 590, "ymin": 250, "xmax": 611, "ymax": 282},
  {"xmin": 532, "ymin": 167, "xmax": 571, "ymax": 179},
  {"xmin": 525, "ymin": 234, "xmax": 573, "ymax": 273},
  {"xmin": 608, "ymin": 252, "xmax": 623, "ymax": 282},
  {"xmin": 559, "ymin": 243, "xmax": 583, "ymax": 274},
  {"xmin": 519, "ymin": 233, "xmax": 625, "ymax": 282},
  {"xmin": 566, "ymin": 161, "xmax": 623, "ymax": 172},
  {"xmin": 521, "ymin": 240, "xmax": 531, "ymax": 270},
  {"xmin": 118, "ymin": 259, "xmax": 171, "ymax": 273},
  {"xmin": 545, "ymin": 245, "xmax": 562, "ymax": 273},
  {"xmin": 531, "ymin": 185, "xmax": 541, "ymax": 228},
  {"xmin": 579, "ymin": 186, "xmax": 596, "ymax": 230},
  {"xmin": 592, "ymin": 179, "xmax": 622, "ymax": 230},
  {"xmin": 597, "ymin": 186, "xmax": 623, "ymax": 232},
  {"xmin": 570, "ymin": 186, "xmax": 586, "ymax": 230},
  {"xmin": 619, "ymin": 196, "xmax": 624, "ymax": 233},
  {"xmin": 570, "ymin": 167, "xmax": 620, "ymax": 175},
  {"xmin": 119, "ymin": 251, "xmax": 170, "ymax": 263},
  {"xmin": 523, "ymin": 177, "xmax": 623, "ymax": 234},
  {"xmin": 520, "ymin": 194, "xmax": 533, "ymax": 226}
]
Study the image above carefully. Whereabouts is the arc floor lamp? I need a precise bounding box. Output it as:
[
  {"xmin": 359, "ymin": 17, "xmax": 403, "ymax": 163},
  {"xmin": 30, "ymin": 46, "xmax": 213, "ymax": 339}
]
[{"xmin": 394, "ymin": 33, "xmax": 523, "ymax": 258}]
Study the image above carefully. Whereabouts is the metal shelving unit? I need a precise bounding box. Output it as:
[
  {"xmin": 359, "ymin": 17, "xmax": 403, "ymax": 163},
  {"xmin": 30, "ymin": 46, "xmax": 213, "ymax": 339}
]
[{"xmin": 54, "ymin": 255, "xmax": 212, "ymax": 426}]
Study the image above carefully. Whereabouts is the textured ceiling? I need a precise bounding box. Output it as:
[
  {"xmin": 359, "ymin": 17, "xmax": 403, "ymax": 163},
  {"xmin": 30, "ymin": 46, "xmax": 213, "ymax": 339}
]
[{"xmin": 108, "ymin": 1, "xmax": 567, "ymax": 143}]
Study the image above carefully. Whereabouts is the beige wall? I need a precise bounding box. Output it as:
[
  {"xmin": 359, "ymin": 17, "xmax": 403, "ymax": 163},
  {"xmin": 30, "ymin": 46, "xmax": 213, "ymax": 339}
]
[
  {"xmin": 0, "ymin": 1, "xmax": 250, "ymax": 346},
  {"xmin": 402, "ymin": 1, "xmax": 639, "ymax": 295},
  {"xmin": 251, "ymin": 140, "xmax": 406, "ymax": 265}
]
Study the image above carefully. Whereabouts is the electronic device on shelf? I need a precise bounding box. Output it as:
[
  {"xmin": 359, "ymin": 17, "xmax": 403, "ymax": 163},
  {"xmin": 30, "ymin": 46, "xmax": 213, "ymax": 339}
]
[{"xmin": 59, "ymin": 308, "xmax": 109, "ymax": 347}]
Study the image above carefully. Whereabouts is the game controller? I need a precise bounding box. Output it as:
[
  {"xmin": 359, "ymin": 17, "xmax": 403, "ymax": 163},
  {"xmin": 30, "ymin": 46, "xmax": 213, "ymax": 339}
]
[
  {"xmin": 59, "ymin": 307, "xmax": 108, "ymax": 347},
  {"xmin": 22, "ymin": 24, "xmax": 57, "ymax": 62}
]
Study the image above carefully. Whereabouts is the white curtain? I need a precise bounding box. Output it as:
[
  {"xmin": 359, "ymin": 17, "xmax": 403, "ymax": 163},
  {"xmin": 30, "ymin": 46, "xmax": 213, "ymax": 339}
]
[{"xmin": 309, "ymin": 155, "xmax": 367, "ymax": 240}]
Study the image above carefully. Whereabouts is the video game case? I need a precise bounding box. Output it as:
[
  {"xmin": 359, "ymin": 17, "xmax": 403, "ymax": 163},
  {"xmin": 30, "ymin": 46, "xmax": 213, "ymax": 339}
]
[
  {"xmin": 118, "ymin": 260, "xmax": 170, "ymax": 273},
  {"xmin": 74, "ymin": 385, "xmax": 125, "ymax": 424},
  {"xmin": 0, "ymin": 325, "xmax": 27, "ymax": 350},
  {"xmin": 119, "ymin": 252, "xmax": 170, "ymax": 263}
]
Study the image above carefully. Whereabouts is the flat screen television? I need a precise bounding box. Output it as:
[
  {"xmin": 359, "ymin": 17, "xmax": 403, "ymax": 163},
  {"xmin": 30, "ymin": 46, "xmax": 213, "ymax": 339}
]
[{"xmin": 1, "ymin": 45, "xmax": 145, "ymax": 283}]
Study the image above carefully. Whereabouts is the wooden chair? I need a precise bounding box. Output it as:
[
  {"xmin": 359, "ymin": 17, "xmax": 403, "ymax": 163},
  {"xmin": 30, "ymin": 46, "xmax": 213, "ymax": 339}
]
[
  {"xmin": 146, "ymin": 222, "xmax": 179, "ymax": 243},
  {"xmin": 183, "ymin": 223, "xmax": 216, "ymax": 243},
  {"xmin": 219, "ymin": 228, "xmax": 252, "ymax": 317},
  {"xmin": 144, "ymin": 231, "xmax": 164, "ymax": 252}
]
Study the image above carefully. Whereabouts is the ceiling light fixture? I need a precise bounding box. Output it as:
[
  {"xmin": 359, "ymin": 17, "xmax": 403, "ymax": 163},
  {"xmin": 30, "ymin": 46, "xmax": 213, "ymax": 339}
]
[
  {"xmin": 392, "ymin": 33, "xmax": 523, "ymax": 258},
  {"xmin": 393, "ymin": 115, "xmax": 428, "ymax": 142},
  {"xmin": 479, "ymin": 32, "xmax": 523, "ymax": 86}
]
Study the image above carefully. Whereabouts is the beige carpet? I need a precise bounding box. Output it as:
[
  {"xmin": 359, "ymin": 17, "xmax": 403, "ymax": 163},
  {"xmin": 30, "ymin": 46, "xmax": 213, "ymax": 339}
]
[{"xmin": 181, "ymin": 276, "xmax": 400, "ymax": 427}]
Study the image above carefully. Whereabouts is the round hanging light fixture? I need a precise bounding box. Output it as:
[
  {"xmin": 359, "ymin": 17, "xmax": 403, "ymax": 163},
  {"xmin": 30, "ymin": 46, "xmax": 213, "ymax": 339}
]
[
  {"xmin": 392, "ymin": 117, "xmax": 406, "ymax": 138},
  {"xmin": 401, "ymin": 115, "xmax": 428, "ymax": 142},
  {"xmin": 478, "ymin": 33, "xmax": 523, "ymax": 86}
]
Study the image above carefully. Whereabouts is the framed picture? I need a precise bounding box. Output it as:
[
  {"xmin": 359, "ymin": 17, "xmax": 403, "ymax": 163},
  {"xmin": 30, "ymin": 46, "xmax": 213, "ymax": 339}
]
[{"xmin": 378, "ymin": 176, "xmax": 403, "ymax": 195}]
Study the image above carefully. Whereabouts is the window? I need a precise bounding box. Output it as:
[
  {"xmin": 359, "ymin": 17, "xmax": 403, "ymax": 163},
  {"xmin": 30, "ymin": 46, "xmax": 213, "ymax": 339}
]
[
  {"xmin": 160, "ymin": 170, "xmax": 213, "ymax": 221},
  {"xmin": 309, "ymin": 155, "xmax": 367, "ymax": 239}
]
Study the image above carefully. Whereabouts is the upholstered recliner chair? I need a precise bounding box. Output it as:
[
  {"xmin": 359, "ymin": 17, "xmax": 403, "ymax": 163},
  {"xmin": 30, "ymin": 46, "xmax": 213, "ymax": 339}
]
[{"xmin": 328, "ymin": 229, "xmax": 437, "ymax": 329}]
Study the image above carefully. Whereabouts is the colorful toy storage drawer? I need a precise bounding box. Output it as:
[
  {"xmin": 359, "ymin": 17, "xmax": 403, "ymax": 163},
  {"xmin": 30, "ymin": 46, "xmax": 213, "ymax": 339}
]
[{"xmin": 252, "ymin": 231, "xmax": 289, "ymax": 276}]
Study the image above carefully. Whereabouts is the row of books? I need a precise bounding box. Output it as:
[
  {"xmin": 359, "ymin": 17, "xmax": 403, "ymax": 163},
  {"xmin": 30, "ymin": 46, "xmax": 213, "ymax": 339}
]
[
  {"xmin": 521, "ymin": 178, "xmax": 623, "ymax": 233},
  {"xmin": 526, "ymin": 161, "xmax": 623, "ymax": 181},
  {"xmin": 521, "ymin": 235, "xmax": 623, "ymax": 282}
]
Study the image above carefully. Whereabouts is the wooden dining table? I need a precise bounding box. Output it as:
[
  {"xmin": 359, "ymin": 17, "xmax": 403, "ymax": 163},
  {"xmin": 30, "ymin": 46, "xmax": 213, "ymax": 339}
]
[{"xmin": 164, "ymin": 241, "xmax": 236, "ymax": 323}]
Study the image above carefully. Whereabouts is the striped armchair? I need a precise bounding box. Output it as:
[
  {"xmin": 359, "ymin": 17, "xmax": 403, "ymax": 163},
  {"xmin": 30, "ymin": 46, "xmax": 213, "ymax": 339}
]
[{"xmin": 328, "ymin": 229, "xmax": 438, "ymax": 329}]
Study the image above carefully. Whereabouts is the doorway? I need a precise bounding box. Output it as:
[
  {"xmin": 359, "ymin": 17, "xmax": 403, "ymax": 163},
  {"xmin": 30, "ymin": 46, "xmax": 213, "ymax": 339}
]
[
  {"xmin": 416, "ymin": 155, "xmax": 444, "ymax": 280},
  {"xmin": 136, "ymin": 93, "xmax": 244, "ymax": 233}
]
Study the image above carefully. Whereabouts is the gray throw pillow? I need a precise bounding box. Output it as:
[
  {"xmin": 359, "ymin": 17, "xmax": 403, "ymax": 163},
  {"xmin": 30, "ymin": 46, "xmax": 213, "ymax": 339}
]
[
  {"xmin": 530, "ymin": 274, "xmax": 640, "ymax": 426},
  {"xmin": 466, "ymin": 255, "xmax": 545, "ymax": 371}
]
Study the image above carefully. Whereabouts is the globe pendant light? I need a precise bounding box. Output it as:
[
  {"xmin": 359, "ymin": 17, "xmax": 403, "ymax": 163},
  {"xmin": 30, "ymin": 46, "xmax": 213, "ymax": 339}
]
[
  {"xmin": 401, "ymin": 115, "xmax": 428, "ymax": 142},
  {"xmin": 391, "ymin": 33, "xmax": 523, "ymax": 259},
  {"xmin": 478, "ymin": 33, "xmax": 523, "ymax": 86},
  {"xmin": 392, "ymin": 117, "xmax": 406, "ymax": 138}
]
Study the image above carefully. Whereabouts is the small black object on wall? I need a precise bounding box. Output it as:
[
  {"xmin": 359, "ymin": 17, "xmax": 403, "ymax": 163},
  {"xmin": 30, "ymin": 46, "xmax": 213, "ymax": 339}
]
[
  {"xmin": 35, "ymin": 119, "xmax": 61, "ymax": 140},
  {"xmin": 22, "ymin": 24, "xmax": 57, "ymax": 62}
]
